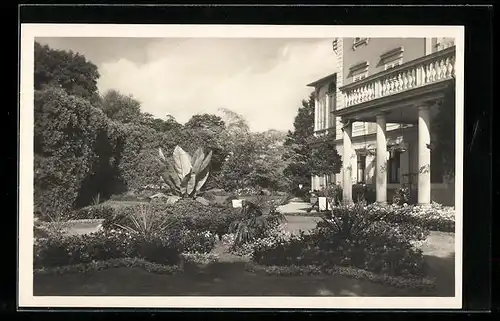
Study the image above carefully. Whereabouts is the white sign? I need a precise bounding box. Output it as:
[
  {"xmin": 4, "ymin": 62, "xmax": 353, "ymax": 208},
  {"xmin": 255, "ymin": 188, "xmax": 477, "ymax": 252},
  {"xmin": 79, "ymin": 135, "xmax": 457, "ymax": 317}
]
[
  {"xmin": 232, "ymin": 199, "xmax": 243, "ymax": 208},
  {"xmin": 318, "ymin": 197, "xmax": 328, "ymax": 211}
]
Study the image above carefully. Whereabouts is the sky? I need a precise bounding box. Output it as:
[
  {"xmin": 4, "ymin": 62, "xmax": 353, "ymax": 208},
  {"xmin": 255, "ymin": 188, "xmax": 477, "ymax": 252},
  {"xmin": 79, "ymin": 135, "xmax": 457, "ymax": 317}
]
[{"xmin": 37, "ymin": 37, "xmax": 338, "ymax": 132}]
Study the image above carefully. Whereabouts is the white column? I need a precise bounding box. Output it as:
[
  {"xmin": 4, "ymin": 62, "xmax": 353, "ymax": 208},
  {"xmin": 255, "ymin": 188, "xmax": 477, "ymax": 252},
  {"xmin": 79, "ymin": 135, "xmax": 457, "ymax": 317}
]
[
  {"xmin": 310, "ymin": 176, "xmax": 314, "ymax": 192},
  {"xmin": 376, "ymin": 114, "xmax": 387, "ymax": 203},
  {"xmin": 342, "ymin": 120, "xmax": 353, "ymax": 203},
  {"xmin": 319, "ymin": 98, "xmax": 324, "ymax": 130},
  {"xmin": 325, "ymin": 94, "xmax": 330, "ymax": 129},
  {"xmin": 314, "ymin": 176, "xmax": 320, "ymax": 191},
  {"xmin": 314, "ymin": 96, "xmax": 319, "ymax": 131},
  {"xmin": 418, "ymin": 105, "xmax": 431, "ymax": 204}
]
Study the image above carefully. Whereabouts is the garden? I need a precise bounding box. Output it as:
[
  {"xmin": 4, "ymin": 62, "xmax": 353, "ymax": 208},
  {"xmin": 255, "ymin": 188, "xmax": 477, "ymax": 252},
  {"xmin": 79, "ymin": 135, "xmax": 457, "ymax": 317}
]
[{"xmin": 32, "ymin": 42, "xmax": 456, "ymax": 297}]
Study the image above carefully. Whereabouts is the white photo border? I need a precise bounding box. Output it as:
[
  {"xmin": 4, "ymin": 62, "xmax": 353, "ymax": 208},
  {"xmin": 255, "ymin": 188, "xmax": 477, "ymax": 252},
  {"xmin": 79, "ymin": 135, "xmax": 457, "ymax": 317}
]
[{"xmin": 19, "ymin": 24, "xmax": 465, "ymax": 309}]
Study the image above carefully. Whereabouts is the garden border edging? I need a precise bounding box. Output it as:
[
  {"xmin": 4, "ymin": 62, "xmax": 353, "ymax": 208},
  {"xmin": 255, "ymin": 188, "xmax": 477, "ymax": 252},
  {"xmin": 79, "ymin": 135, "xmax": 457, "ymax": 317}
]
[{"xmin": 244, "ymin": 262, "xmax": 436, "ymax": 291}]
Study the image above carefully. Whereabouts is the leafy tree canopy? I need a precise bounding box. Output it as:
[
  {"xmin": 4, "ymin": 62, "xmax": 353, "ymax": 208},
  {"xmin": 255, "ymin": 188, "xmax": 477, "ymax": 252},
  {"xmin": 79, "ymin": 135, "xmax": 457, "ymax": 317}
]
[{"xmin": 34, "ymin": 42, "xmax": 100, "ymax": 103}]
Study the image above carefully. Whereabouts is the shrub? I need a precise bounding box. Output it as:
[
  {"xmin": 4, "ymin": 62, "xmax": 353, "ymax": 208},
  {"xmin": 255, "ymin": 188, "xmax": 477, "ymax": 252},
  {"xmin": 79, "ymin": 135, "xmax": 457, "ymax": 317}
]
[
  {"xmin": 34, "ymin": 227, "xmax": 185, "ymax": 268},
  {"xmin": 99, "ymin": 198, "xmax": 241, "ymax": 241},
  {"xmin": 34, "ymin": 229, "xmax": 135, "ymax": 269},
  {"xmin": 392, "ymin": 185, "xmax": 418, "ymax": 205},
  {"xmin": 167, "ymin": 198, "xmax": 243, "ymax": 238},
  {"xmin": 229, "ymin": 195, "xmax": 287, "ymax": 245},
  {"xmin": 181, "ymin": 230, "xmax": 217, "ymax": 254},
  {"xmin": 251, "ymin": 203, "xmax": 429, "ymax": 278}
]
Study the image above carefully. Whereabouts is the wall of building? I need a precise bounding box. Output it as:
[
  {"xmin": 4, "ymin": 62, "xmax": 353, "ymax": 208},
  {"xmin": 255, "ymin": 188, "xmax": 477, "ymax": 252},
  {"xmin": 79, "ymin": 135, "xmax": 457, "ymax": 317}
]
[{"xmin": 341, "ymin": 37, "xmax": 427, "ymax": 87}]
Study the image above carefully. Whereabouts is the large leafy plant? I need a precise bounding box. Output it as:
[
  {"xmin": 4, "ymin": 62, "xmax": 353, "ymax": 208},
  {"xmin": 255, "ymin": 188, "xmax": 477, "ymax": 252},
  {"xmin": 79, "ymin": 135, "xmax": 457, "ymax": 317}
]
[{"xmin": 158, "ymin": 145, "xmax": 213, "ymax": 205}]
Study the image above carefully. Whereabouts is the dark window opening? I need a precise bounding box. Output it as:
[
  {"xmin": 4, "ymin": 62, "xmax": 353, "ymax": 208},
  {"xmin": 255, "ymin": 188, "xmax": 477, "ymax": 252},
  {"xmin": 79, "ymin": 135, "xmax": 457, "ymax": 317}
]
[
  {"xmin": 387, "ymin": 150, "xmax": 401, "ymax": 184},
  {"xmin": 431, "ymin": 148, "xmax": 445, "ymax": 183},
  {"xmin": 357, "ymin": 154, "xmax": 366, "ymax": 183}
]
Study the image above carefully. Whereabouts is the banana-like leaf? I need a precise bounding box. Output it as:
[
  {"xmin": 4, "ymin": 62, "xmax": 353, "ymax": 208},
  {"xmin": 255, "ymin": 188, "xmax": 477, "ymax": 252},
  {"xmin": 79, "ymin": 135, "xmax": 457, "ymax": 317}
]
[
  {"xmin": 161, "ymin": 171, "xmax": 181, "ymax": 194},
  {"xmin": 162, "ymin": 162, "xmax": 181, "ymax": 193},
  {"xmin": 195, "ymin": 167, "xmax": 210, "ymax": 192},
  {"xmin": 186, "ymin": 172, "xmax": 197, "ymax": 196},
  {"xmin": 191, "ymin": 147, "xmax": 205, "ymax": 174},
  {"xmin": 172, "ymin": 146, "xmax": 192, "ymax": 181},
  {"xmin": 180, "ymin": 172, "xmax": 192, "ymax": 196},
  {"xmin": 200, "ymin": 150, "xmax": 213, "ymax": 172},
  {"xmin": 158, "ymin": 148, "xmax": 166, "ymax": 161}
]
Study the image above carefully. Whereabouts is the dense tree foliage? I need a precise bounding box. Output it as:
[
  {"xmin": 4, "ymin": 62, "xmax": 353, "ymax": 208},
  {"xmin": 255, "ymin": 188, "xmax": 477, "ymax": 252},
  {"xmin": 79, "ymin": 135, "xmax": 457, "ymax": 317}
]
[
  {"xmin": 34, "ymin": 42, "xmax": 100, "ymax": 103},
  {"xmin": 99, "ymin": 89, "xmax": 142, "ymax": 123},
  {"xmin": 34, "ymin": 43, "xmax": 297, "ymax": 219},
  {"xmin": 282, "ymin": 94, "xmax": 316, "ymax": 192},
  {"xmin": 34, "ymin": 87, "xmax": 109, "ymax": 218},
  {"xmin": 283, "ymin": 93, "xmax": 342, "ymax": 193},
  {"xmin": 308, "ymin": 132, "xmax": 342, "ymax": 185}
]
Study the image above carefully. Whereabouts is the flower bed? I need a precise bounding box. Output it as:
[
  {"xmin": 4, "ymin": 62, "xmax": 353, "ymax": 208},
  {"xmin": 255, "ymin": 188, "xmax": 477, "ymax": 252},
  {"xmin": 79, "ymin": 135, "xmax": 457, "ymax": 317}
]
[
  {"xmin": 244, "ymin": 262, "xmax": 435, "ymax": 291},
  {"xmin": 34, "ymin": 257, "xmax": 183, "ymax": 276},
  {"xmin": 34, "ymin": 226, "xmax": 218, "ymax": 269},
  {"xmin": 366, "ymin": 202, "xmax": 455, "ymax": 233},
  {"xmin": 223, "ymin": 202, "xmax": 433, "ymax": 282}
]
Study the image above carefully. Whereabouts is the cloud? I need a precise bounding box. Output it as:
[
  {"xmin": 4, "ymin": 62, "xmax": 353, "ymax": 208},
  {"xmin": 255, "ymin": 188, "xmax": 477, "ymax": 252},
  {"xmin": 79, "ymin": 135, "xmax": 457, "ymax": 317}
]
[{"xmin": 39, "ymin": 37, "xmax": 338, "ymax": 132}]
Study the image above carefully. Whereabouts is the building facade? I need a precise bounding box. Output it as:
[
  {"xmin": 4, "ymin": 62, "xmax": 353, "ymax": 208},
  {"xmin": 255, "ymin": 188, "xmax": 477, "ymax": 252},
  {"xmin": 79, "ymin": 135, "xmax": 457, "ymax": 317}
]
[{"xmin": 309, "ymin": 37, "xmax": 456, "ymax": 205}]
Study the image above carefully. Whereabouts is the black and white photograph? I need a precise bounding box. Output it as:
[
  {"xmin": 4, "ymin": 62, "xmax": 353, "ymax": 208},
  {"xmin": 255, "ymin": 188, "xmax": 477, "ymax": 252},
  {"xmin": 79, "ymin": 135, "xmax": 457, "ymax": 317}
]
[{"xmin": 19, "ymin": 24, "xmax": 464, "ymax": 309}]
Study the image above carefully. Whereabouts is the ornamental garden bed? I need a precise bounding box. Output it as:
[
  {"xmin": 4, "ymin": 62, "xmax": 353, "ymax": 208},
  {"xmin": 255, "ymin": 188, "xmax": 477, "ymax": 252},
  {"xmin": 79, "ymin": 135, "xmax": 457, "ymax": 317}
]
[{"xmin": 33, "ymin": 194, "xmax": 455, "ymax": 297}]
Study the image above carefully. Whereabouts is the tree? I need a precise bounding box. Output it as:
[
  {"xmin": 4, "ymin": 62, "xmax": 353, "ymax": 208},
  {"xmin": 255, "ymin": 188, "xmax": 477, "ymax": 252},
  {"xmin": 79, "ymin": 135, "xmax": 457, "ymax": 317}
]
[
  {"xmin": 282, "ymin": 93, "xmax": 316, "ymax": 192},
  {"xmin": 185, "ymin": 114, "xmax": 226, "ymax": 131},
  {"xmin": 34, "ymin": 87, "xmax": 109, "ymax": 218},
  {"xmin": 34, "ymin": 42, "xmax": 100, "ymax": 103},
  {"xmin": 308, "ymin": 132, "xmax": 342, "ymax": 186},
  {"xmin": 283, "ymin": 93, "xmax": 342, "ymax": 193},
  {"xmin": 251, "ymin": 130, "xmax": 290, "ymax": 191},
  {"xmin": 99, "ymin": 89, "xmax": 142, "ymax": 123}
]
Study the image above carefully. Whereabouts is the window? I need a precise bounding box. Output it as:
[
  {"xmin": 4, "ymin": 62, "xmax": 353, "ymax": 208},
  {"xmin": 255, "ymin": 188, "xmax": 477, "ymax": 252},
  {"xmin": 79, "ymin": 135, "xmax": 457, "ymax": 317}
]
[
  {"xmin": 352, "ymin": 38, "xmax": 369, "ymax": 50},
  {"xmin": 328, "ymin": 91, "xmax": 336, "ymax": 128},
  {"xmin": 384, "ymin": 58, "xmax": 402, "ymax": 70},
  {"xmin": 380, "ymin": 47, "xmax": 404, "ymax": 71},
  {"xmin": 349, "ymin": 61, "xmax": 369, "ymax": 82},
  {"xmin": 357, "ymin": 154, "xmax": 366, "ymax": 183},
  {"xmin": 435, "ymin": 37, "xmax": 455, "ymax": 51},
  {"xmin": 387, "ymin": 150, "xmax": 401, "ymax": 184},
  {"xmin": 318, "ymin": 96, "xmax": 327, "ymax": 130},
  {"xmin": 332, "ymin": 39, "xmax": 339, "ymax": 53},
  {"xmin": 352, "ymin": 72, "xmax": 367, "ymax": 82},
  {"xmin": 367, "ymin": 123, "xmax": 377, "ymax": 134}
]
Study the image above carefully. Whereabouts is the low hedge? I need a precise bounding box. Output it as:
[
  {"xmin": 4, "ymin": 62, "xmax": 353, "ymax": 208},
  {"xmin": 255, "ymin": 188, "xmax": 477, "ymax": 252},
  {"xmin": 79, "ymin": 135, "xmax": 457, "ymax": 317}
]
[
  {"xmin": 33, "ymin": 227, "xmax": 217, "ymax": 269},
  {"xmin": 34, "ymin": 257, "xmax": 182, "ymax": 276},
  {"xmin": 244, "ymin": 262, "xmax": 436, "ymax": 291}
]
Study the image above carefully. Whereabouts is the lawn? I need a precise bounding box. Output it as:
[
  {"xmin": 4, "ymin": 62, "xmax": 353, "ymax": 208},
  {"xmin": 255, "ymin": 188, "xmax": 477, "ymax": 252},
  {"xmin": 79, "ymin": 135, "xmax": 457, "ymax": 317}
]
[{"xmin": 33, "ymin": 216, "xmax": 455, "ymax": 297}]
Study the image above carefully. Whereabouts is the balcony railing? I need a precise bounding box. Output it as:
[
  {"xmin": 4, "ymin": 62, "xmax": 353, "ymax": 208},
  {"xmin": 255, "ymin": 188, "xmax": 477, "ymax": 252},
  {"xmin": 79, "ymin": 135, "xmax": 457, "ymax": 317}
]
[{"xmin": 340, "ymin": 46, "xmax": 456, "ymax": 108}]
